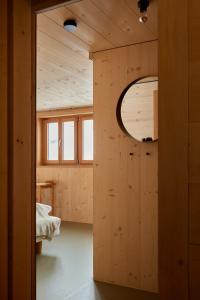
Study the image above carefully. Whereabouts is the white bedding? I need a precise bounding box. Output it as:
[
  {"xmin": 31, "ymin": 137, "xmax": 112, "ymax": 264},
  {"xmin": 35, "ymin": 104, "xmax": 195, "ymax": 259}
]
[{"xmin": 36, "ymin": 203, "xmax": 61, "ymax": 243}]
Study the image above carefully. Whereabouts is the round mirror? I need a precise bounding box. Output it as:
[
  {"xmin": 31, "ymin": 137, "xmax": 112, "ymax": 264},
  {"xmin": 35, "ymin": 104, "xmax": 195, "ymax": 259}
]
[{"xmin": 117, "ymin": 76, "xmax": 158, "ymax": 142}]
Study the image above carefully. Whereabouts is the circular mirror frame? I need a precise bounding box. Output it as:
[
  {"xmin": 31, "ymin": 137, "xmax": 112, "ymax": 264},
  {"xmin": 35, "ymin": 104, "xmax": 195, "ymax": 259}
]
[{"xmin": 116, "ymin": 75, "xmax": 158, "ymax": 143}]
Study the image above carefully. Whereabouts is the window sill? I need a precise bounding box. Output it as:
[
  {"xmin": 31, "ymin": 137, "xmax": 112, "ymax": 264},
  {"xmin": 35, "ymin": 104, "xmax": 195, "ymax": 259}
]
[{"xmin": 37, "ymin": 164, "xmax": 93, "ymax": 168}]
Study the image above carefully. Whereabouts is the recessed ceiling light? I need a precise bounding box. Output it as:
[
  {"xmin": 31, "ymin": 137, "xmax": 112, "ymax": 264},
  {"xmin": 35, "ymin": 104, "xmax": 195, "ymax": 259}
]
[{"xmin": 63, "ymin": 19, "xmax": 77, "ymax": 33}]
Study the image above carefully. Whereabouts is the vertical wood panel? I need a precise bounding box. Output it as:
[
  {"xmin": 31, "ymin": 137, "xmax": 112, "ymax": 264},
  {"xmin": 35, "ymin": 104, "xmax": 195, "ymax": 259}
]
[
  {"xmin": 190, "ymin": 245, "xmax": 200, "ymax": 300},
  {"xmin": 189, "ymin": 2, "xmax": 200, "ymax": 298},
  {"xmin": 189, "ymin": 182, "xmax": 200, "ymax": 245},
  {"xmin": 36, "ymin": 166, "xmax": 93, "ymax": 224},
  {"xmin": 159, "ymin": 0, "xmax": 189, "ymax": 299},
  {"xmin": 0, "ymin": 0, "xmax": 8, "ymax": 298},
  {"xmin": 189, "ymin": 0, "xmax": 200, "ymax": 122},
  {"xmin": 12, "ymin": 0, "xmax": 33, "ymax": 299},
  {"xmin": 189, "ymin": 123, "xmax": 200, "ymax": 184},
  {"xmin": 93, "ymin": 41, "xmax": 158, "ymax": 292}
]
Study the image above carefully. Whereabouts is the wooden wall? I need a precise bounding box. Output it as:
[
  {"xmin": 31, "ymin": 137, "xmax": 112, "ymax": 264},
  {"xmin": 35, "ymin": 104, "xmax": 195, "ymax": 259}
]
[
  {"xmin": 36, "ymin": 166, "xmax": 93, "ymax": 223},
  {"xmin": 159, "ymin": 1, "xmax": 189, "ymax": 299},
  {"xmin": 3, "ymin": 0, "xmax": 200, "ymax": 299},
  {"xmin": 36, "ymin": 107, "xmax": 93, "ymax": 224},
  {"xmin": 93, "ymin": 41, "xmax": 158, "ymax": 293},
  {"xmin": 189, "ymin": 0, "xmax": 200, "ymax": 298},
  {"xmin": 10, "ymin": 0, "xmax": 35, "ymax": 299},
  {"xmin": 0, "ymin": 0, "xmax": 8, "ymax": 298}
]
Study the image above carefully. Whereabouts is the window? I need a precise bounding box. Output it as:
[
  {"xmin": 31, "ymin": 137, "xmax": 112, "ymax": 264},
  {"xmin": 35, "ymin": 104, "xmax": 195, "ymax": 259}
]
[
  {"xmin": 79, "ymin": 116, "xmax": 94, "ymax": 163},
  {"xmin": 63, "ymin": 121, "xmax": 75, "ymax": 161},
  {"xmin": 42, "ymin": 115, "xmax": 93, "ymax": 165},
  {"xmin": 47, "ymin": 122, "xmax": 59, "ymax": 161}
]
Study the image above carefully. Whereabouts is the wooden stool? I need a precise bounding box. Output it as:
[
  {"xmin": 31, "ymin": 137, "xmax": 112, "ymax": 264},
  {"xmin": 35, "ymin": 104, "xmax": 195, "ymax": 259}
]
[{"xmin": 36, "ymin": 181, "xmax": 55, "ymax": 214}]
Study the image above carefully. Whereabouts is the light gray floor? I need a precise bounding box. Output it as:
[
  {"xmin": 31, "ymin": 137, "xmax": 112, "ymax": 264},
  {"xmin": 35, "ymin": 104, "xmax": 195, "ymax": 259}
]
[{"xmin": 37, "ymin": 222, "xmax": 159, "ymax": 300}]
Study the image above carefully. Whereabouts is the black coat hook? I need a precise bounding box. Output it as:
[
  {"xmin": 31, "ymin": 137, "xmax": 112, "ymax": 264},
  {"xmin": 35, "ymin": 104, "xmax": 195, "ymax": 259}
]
[
  {"xmin": 138, "ymin": 0, "xmax": 150, "ymax": 13},
  {"xmin": 142, "ymin": 137, "xmax": 153, "ymax": 143}
]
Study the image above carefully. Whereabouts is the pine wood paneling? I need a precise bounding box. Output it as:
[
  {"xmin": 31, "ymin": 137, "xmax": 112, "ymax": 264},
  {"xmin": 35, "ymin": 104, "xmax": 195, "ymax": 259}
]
[
  {"xmin": 36, "ymin": 107, "xmax": 93, "ymax": 224},
  {"xmin": 44, "ymin": 6, "xmax": 113, "ymax": 52},
  {"xmin": 67, "ymin": 0, "xmax": 156, "ymax": 47},
  {"xmin": 4, "ymin": 0, "xmax": 193, "ymax": 299},
  {"xmin": 83, "ymin": 0, "xmax": 156, "ymax": 44},
  {"xmin": 189, "ymin": 183, "xmax": 200, "ymax": 245},
  {"xmin": 93, "ymin": 41, "xmax": 158, "ymax": 292},
  {"xmin": 44, "ymin": 0, "xmax": 158, "ymax": 52},
  {"xmin": 189, "ymin": 3, "xmax": 200, "ymax": 298},
  {"xmin": 189, "ymin": 0, "xmax": 200, "ymax": 122},
  {"xmin": 36, "ymin": 167, "xmax": 93, "ymax": 223},
  {"xmin": 0, "ymin": 0, "xmax": 8, "ymax": 298},
  {"xmin": 37, "ymin": 0, "xmax": 158, "ymax": 111},
  {"xmin": 37, "ymin": 13, "xmax": 89, "ymax": 58},
  {"xmin": 190, "ymin": 245, "xmax": 200, "ymax": 300},
  {"xmin": 159, "ymin": 0, "xmax": 189, "ymax": 299},
  {"xmin": 189, "ymin": 123, "xmax": 200, "ymax": 183},
  {"xmin": 125, "ymin": 0, "xmax": 158, "ymax": 36},
  {"xmin": 32, "ymin": 0, "xmax": 81, "ymax": 13},
  {"xmin": 37, "ymin": 29, "xmax": 93, "ymax": 110},
  {"xmin": 37, "ymin": 106, "xmax": 93, "ymax": 118},
  {"xmin": 12, "ymin": 0, "xmax": 34, "ymax": 299}
]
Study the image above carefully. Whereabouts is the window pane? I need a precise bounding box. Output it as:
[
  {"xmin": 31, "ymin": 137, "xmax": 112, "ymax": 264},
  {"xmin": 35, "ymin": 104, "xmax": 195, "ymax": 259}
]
[
  {"xmin": 47, "ymin": 122, "xmax": 59, "ymax": 161},
  {"xmin": 63, "ymin": 121, "xmax": 75, "ymax": 160},
  {"xmin": 82, "ymin": 119, "xmax": 93, "ymax": 161}
]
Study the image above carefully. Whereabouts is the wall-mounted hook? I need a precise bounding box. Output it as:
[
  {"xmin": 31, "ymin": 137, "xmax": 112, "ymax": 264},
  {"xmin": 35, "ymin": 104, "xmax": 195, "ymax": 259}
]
[{"xmin": 142, "ymin": 137, "xmax": 153, "ymax": 143}]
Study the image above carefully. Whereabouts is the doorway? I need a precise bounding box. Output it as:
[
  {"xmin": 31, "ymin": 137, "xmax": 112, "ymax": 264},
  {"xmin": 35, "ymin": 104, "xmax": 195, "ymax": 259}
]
[
  {"xmin": 35, "ymin": 1, "xmax": 159, "ymax": 299},
  {"xmin": 0, "ymin": 1, "xmax": 187, "ymax": 298},
  {"xmin": 35, "ymin": 4, "xmax": 94, "ymax": 299}
]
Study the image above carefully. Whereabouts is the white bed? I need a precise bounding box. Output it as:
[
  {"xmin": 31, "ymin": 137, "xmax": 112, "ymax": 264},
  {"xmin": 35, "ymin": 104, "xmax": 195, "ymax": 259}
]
[{"xmin": 36, "ymin": 203, "xmax": 61, "ymax": 243}]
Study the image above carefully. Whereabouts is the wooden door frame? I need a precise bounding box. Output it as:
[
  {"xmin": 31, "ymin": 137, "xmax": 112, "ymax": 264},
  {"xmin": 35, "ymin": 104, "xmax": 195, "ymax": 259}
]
[
  {"xmin": 32, "ymin": 1, "xmax": 189, "ymax": 300},
  {"xmin": 31, "ymin": 3, "xmax": 189, "ymax": 300},
  {"xmin": 0, "ymin": 1, "xmax": 8, "ymax": 299},
  {"xmin": 158, "ymin": 1, "xmax": 189, "ymax": 299}
]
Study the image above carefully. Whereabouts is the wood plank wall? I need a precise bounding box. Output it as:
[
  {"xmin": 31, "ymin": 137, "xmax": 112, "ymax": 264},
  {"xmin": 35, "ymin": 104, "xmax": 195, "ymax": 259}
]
[
  {"xmin": 4, "ymin": 0, "xmax": 200, "ymax": 299},
  {"xmin": 93, "ymin": 41, "xmax": 158, "ymax": 293},
  {"xmin": 0, "ymin": 0, "xmax": 8, "ymax": 299},
  {"xmin": 11, "ymin": 0, "xmax": 34, "ymax": 299},
  {"xmin": 36, "ymin": 107, "xmax": 93, "ymax": 224},
  {"xmin": 36, "ymin": 167, "xmax": 93, "ymax": 223},
  {"xmin": 189, "ymin": 0, "xmax": 200, "ymax": 298},
  {"xmin": 159, "ymin": 1, "xmax": 189, "ymax": 299}
]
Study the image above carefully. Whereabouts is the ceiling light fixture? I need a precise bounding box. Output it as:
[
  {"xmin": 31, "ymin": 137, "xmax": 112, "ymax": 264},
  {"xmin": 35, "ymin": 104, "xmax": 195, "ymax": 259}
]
[
  {"xmin": 63, "ymin": 19, "xmax": 77, "ymax": 33},
  {"xmin": 138, "ymin": 0, "xmax": 150, "ymax": 23}
]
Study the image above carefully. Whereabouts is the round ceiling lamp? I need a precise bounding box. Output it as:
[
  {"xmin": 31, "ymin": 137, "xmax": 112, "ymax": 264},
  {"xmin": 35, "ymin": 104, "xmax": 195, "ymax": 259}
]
[{"xmin": 63, "ymin": 19, "xmax": 77, "ymax": 33}]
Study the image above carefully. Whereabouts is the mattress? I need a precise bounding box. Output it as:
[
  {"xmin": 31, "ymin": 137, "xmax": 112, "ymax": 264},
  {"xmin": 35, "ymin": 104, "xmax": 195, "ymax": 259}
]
[{"xmin": 36, "ymin": 203, "xmax": 61, "ymax": 243}]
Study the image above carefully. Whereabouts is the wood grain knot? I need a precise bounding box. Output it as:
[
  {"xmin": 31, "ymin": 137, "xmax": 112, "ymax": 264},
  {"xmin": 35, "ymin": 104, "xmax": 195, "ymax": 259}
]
[{"xmin": 178, "ymin": 259, "xmax": 184, "ymax": 266}]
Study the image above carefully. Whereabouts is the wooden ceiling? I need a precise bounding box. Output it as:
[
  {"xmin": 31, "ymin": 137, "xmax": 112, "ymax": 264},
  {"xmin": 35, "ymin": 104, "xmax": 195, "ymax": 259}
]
[{"xmin": 37, "ymin": 0, "xmax": 158, "ymax": 111}]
